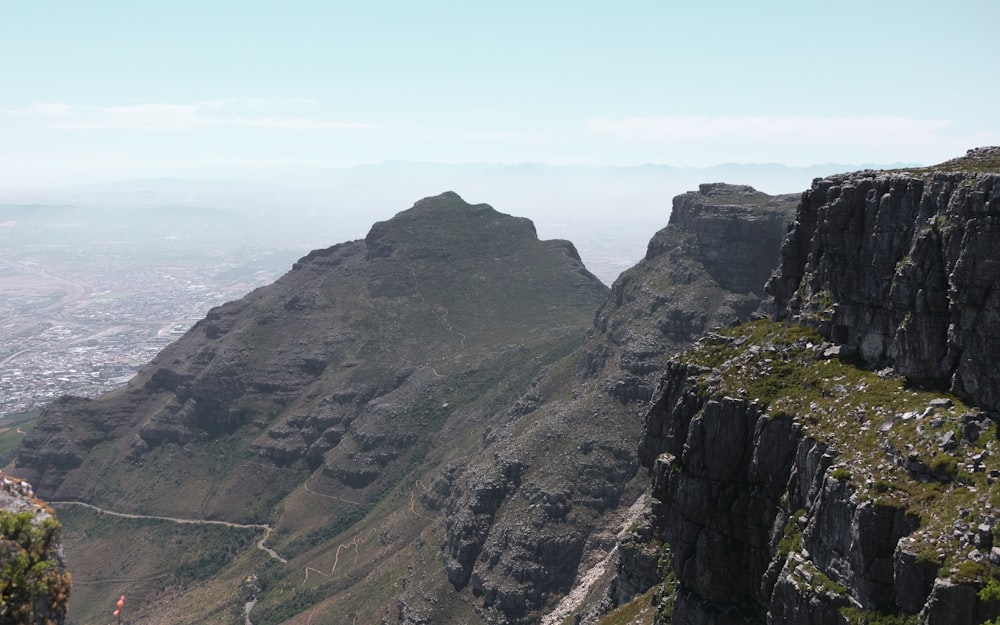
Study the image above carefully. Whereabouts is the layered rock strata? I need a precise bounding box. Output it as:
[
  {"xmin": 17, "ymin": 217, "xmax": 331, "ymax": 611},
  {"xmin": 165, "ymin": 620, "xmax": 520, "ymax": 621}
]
[
  {"xmin": 421, "ymin": 184, "xmax": 797, "ymax": 624},
  {"xmin": 767, "ymin": 147, "xmax": 1000, "ymax": 411},
  {"xmin": 635, "ymin": 150, "xmax": 1000, "ymax": 625}
]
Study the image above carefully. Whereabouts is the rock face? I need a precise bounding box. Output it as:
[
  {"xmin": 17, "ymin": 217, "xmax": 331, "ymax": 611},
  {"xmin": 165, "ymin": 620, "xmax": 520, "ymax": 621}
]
[
  {"xmin": 597, "ymin": 184, "xmax": 798, "ymax": 392},
  {"xmin": 634, "ymin": 150, "xmax": 1000, "ymax": 625},
  {"xmin": 0, "ymin": 473, "xmax": 71, "ymax": 625},
  {"xmin": 767, "ymin": 147, "xmax": 1000, "ymax": 410},
  {"xmin": 403, "ymin": 183, "xmax": 798, "ymax": 625},
  {"xmin": 639, "ymin": 329, "xmax": 1000, "ymax": 625}
]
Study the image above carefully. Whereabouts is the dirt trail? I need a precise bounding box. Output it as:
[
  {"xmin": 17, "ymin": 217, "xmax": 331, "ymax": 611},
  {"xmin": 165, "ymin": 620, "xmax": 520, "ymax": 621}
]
[{"xmin": 51, "ymin": 500, "xmax": 287, "ymax": 563}]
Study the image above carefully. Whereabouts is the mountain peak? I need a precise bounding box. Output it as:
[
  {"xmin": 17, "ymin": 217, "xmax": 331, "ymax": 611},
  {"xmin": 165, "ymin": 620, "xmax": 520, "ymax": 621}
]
[{"xmin": 364, "ymin": 191, "xmax": 539, "ymax": 261}]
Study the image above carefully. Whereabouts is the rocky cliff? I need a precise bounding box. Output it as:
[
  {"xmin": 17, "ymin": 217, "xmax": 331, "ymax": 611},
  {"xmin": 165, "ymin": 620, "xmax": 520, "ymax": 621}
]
[
  {"xmin": 633, "ymin": 149, "xmax": 1000, "ymax": 625},
  {"xmin": 0, "ymin": 472, "xmax": 71, "ymax": 625},
  {"xmin": 403, "ymin": 183, "xmax": 797, "ymax": 625},
  {"xmin": 767, "ymin": 146, "xmax": 1000, "ymax": 411},
  {"xmin": 598, "ymin": 183, "xmax": 798, "ymax": 390}
]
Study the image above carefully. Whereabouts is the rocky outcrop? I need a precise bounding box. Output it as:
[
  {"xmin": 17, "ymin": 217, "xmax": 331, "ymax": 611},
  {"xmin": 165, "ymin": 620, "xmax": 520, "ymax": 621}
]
[
  {"xmin": 645, "ymin": 183, "xmax": 798, "ymax": 295},
  {"xmin": 0, "ymin": 473, "xmax": 71, "ymax": 625},
  {"xmin": 599, "ymin": 184, "xmax": 798, "ymax": 349},
  {"xmin": 640, "ymin": 343, "xmax": 1000, "ymax": 625},
  {"xmin": 767, "ymin": 147, "xmax": 1000, "ymax": 411},
  {"xmin": 634, "ymin": 150, "xmax": 1000, "ymax": 625}
]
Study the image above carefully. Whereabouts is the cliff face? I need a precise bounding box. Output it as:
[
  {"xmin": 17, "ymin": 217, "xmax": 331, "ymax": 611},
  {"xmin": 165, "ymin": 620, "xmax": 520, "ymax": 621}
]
[
  {"xmin": 634, "ymin": 149, "xmax": 1000, "ymax": 625},
  {"xmin": 0, "ymin": 473, "xmax": 71, "ymax": 625},
  {"xmin": 598, "ymin": 184, "xmax": 798, "ymax": 378},
  {"xmin": 399, "ymin": 183, "xmax": 798, "ymax": 625},
  {"xmin": 767, "ymin": 147, "xmax": 1000, "ymax": 410},
  {"xmin": 640, "ymin": 338, "xmax": 1000, "ymax": 625}
]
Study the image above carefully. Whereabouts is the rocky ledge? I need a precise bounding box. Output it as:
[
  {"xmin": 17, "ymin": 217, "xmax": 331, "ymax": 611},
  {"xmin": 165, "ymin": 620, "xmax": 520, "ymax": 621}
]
[
  {"xmin": 627, "ymin": 151, "xmax": 1000, "ymax": 625},
  {"xmin": 767, "ymin": 148, "xmax": 1000, "ymax": 410},
  {"xmin": 638, "ymin": 321, "xmax": 1000, "ymax": 625},
  {"xmin": 0, "ymin": 472, "xmax": 71, "ymax": 625}
]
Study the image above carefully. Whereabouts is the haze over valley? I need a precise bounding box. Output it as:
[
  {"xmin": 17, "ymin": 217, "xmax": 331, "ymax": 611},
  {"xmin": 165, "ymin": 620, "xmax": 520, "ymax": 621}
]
[{"xmin": 0, "ymin": 160, "xmax": 858, "ymax": 421}]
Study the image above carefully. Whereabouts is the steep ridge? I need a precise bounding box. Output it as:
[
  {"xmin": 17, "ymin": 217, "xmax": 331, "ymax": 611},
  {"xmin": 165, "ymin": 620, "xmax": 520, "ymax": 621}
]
[
  {"xmin": 6, "ymin": 183, "xmax": 800, "ymax": 625},
  {"xmin": 632, "ymin": 149, "xmax": 1000, "ymax": 625},
  {"xmin": 398, "ymin": 184, "xmax": 797, "ymax": 625},
  {"xmin": 11, "ymin": 192, "xmax": 609, "ymax": 625}
]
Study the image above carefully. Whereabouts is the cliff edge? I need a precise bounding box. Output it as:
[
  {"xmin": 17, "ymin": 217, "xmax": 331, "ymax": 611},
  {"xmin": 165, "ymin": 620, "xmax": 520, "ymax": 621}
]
[
  {"xmin": 633, "ymin": 149, "xmax": 1000, "ymax": 625},
  {"xmin": 0, "ymin": 473, "xmax": 70, "ymax": 625},
  {"xmin": 767, "ymin": 146, "xmax": 1000, "ymax": 410}
]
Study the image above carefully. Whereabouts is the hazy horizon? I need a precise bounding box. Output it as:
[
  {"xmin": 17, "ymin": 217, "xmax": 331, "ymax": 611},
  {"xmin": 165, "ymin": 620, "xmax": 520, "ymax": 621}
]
[
  {"xmin": 0, "ymin": 159, "xmax": 888, "ymax": 285},
  {"xmin": 3, "ymin": 1, "xmax": 997, "ymax": 190}
]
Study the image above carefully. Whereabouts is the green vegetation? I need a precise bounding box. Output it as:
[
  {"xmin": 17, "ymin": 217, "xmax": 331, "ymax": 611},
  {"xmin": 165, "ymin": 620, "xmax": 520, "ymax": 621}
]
[
  {"xmin": 0, "ymin": 411, "xmax": 37, "ymax": 466},
  {"xmin": 591, "ymin": 586, "xmax": 658, "ymax": 625},
  {"xmin": 839, "ymin": 607, "xmax": 918, "ymax": 625},
  {"xmin": 932, "ymin": 150, "xmax": 1000, "ymax": 174},
  {"xmin": 812, "ymin": 568, "xmax": 848, "ymax": 597},
  {"xmin": 653, "ymin": 569, "xmax": 679, "ymax": 623},
  {"xmin": 928, "ymin": 454, "xmax": 958, "ymax": 480},
  {"xmin": 979, "ymin": 579, "xmax": 1000, "ymax": 602},
  {"xmin": 885, "ymin": 149, "xmax": 1000, "ymax": 176},
  {"xmin": 0, "ymin": 510, "xmax": 70, "ymax": 625},
  {"xmin": 777, "ymin": 510, "xmax": 805, "ymax": 557},
  {"xmin": 676, "ymin": 319, "xmax": 999, "ymax": 580},
  {"xmin": 830, "ymin": 467, "xmax": 852, "ymax": 482},
  {"xmin": 252, "ymin": 586, "xmax": 326, "ymax": 625},
  {"xmin": 53, "ymin": 504, "xmax": 260, "ymax": 625},
  {"xmin": 953, "ymin": 559, "xmax": 991, "ymax": 583}
]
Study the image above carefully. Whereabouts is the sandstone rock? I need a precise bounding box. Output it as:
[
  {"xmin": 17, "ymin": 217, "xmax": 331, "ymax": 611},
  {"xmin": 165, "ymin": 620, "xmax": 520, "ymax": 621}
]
[
  {"xmin": 768, "ymin": 163, "xmax": 1000, "ymax": 411},
  {"xmin": 635, "ymin": 150, "xmax": 1000, "ymax": 625}
]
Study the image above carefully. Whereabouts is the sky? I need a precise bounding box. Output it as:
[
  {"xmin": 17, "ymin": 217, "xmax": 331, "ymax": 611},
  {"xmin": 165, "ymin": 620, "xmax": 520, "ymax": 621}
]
[{"xmin": 2, "ymin": 0, "xmax": 999, "ymax": 189}]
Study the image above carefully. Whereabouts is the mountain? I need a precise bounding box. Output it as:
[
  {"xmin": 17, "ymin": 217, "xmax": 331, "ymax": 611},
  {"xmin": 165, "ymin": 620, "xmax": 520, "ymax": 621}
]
[
  {"xmin": 8, "ymin": 184, "xmax": 797, "ymax": 625},
  {"xmin": 13, "ymin": 191, "xmax": 608, "ymax": 625},
  {"xmin": 628, "ymin": 147, "xmax": 1000, "ymax": 625},
  {"xmin": 424, "ymin": 183, "xmax": 797, "ymax": 625}
]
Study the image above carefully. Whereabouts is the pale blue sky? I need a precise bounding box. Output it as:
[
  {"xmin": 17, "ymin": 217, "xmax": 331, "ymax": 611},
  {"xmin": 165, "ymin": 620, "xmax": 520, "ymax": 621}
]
[{"xmin": 2, "ymin": 0, "xmax": 998, "ymax": 187}]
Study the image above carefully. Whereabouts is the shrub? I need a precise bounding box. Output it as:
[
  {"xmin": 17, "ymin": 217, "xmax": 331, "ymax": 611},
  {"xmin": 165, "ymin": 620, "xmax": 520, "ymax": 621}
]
[
  {"xmin": 929, "ymin": 454, "xmax": 958, "ymax": 480},
  {"xmin": 979, "ymin": 579, "xmax": 1000, "ymax": 602},
  {"xmin": 0, "ymin": 510, "xmax": 71, "ymax": 625},
  {"xmin": 831, "ymin": 467, "xmax": 852, "ymax": 482}
]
